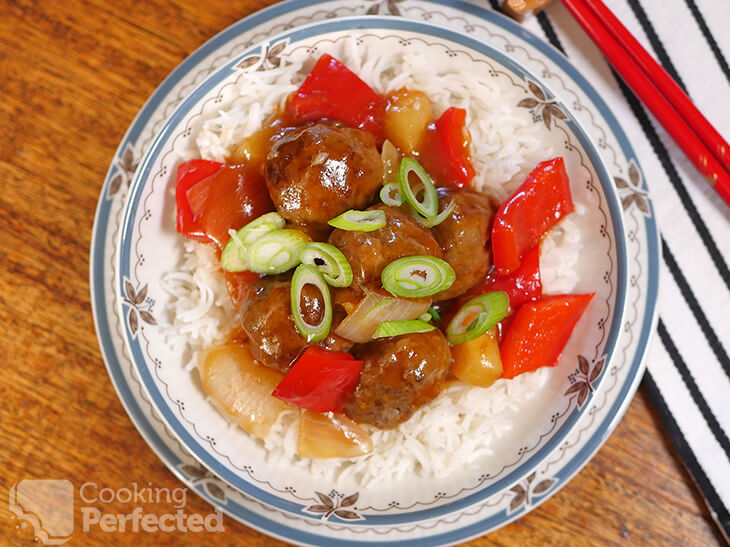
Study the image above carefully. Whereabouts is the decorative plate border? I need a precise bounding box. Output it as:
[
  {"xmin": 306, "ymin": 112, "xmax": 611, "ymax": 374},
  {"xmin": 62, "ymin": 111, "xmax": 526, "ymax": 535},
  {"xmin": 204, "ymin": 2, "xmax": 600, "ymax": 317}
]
[
  {"xmin": 89, "ymin": 1, "xmax": 659, "ymax": 544},
  {"xmin": 116, "ymin": 17, "xmax": 627, "ymax": 524}
]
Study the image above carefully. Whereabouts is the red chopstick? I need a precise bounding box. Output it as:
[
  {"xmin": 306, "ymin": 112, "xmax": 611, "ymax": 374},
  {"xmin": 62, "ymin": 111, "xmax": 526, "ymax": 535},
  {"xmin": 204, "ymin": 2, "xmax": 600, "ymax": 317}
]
[
  {"xmin": 561, "ymin": 0, "xmax": 730, "ymax": 207},
  {"xmin": 580, "ymin": 0, "xmax": 730, "ymax": 175}
]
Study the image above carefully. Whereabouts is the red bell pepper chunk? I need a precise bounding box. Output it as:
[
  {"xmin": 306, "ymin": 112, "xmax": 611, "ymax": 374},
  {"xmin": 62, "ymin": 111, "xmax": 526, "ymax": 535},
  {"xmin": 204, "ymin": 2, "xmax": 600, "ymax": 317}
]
[
  {"xmin": 492, "ymin": 157, "xmax": 574, "ymax": 275},
  {"xmin": 433, "ymin": 107, "xmax": 476, "ymax": 188},
  {"xmin": 500, "ymin": 293, "xmax": 594, "ymax": 379},
  {"xmin": 175, "ymin": 159, "xmax": 224, "ymax": 241},
  {"xmin": 175, "ymin": 162, "xmax": 274, "ymax": 248},
  {"xmin": 272, "ymin": 347, "xmax": 363, "ymax": 413},
  {"xmin": 287, "ymin": 54, "xmax": 385, "ymax": 138},
  {"xmin": 484, "ymin": 244, "xmax": 542, "ymax": 309},
  {"xmin": 224, "ymin": 270, "xmax": 261, "ymax": 306}
]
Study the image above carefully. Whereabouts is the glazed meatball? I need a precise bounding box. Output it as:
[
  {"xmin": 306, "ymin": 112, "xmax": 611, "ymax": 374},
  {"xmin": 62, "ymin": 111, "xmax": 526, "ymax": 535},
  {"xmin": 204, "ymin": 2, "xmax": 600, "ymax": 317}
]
[
  {"xmin": 329, "ymin": 204, "xmax": 442, "ymax": 286},
  {"xmin": 343, "ymin": 330, "xmax": 451, "ymax": 428},
  {"xmin": 431, "ymin": 188, "xmax": 494, "ymax": 300},
  {"xmin": 264, "ymin": 122, "xmax": 384, "ymax": 227},
  {"xmin": 240, "ymin": 277, "xmax": 351, "ymax": 372}
]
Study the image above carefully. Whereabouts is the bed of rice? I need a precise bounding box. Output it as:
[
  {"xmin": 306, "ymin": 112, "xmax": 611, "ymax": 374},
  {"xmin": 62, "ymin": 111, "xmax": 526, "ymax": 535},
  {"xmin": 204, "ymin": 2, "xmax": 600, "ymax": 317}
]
[{"xmin": 161, "ymin": 40, "xmax": 583, "ymax": 486}]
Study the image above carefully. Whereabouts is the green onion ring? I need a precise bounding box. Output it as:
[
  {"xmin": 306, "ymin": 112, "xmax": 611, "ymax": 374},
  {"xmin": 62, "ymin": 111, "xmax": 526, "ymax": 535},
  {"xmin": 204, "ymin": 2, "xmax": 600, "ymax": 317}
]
[
  {"xmin": 418, "ymin": 312, "xmax": 432, "ymax": 322},
  {"xmin": 246, "ymin": 229, "xmax": 310, "ymax": 275},
  {"xmin": 299, "ymin": 242, "xmax": 353, "ymax": 288},
  {"xmin": 446, "ymin": 291, "xmax": 510, "ymax": 345},
  {"xmin": 373, "ymin": 319, "xmax": 435, "ymax": 339},
  {"xmin": 428, "ymin": 306, "xmax": 442, "ymax": 323},
  {"xmin": 412, "ymin": 199, "xmax": 456, "ymax": 228},
  {"xmin": 328, "ymin": 209, "xmax": 386, "ymax": 232},
  {"xmin": 290, "ymin": 264, "xmax": 333, "ymax": 342},
  {"xmin": 398, "ymin": 157, "xmax": 439, "ymax": 218},
  {"xmin": 381, "ymin": 255, "xmax": 455, "ymax": 298},
  {"xmin": 221, "ymin": 212, "xmax": 286, "ymax": 272},
  {"xmin": 380, "ymin": 182, "xmax": 404, "ymax": 206},
  {"xmin": 221, "ymin": 231, "xmax": 249, "ymax": 272}
]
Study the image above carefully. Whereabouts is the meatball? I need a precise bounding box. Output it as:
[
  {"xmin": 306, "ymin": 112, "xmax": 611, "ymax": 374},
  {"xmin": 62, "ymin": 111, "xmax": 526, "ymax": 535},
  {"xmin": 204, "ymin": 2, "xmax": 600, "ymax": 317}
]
[
  {"xmin": 329, "ymin": 204, "xmax": 442, "ymax": 286},
  {"xmin": 431, "ymin": 189, "xmax": 494, "ymax": 300},
  {"xmin": 264, "ymin": 122, "xmax": 384, "ymax": 227},
  {"xmin": 343, "ymin": 330, "xmax": 451, "ymax": 428},
  {"xmin": 240, "ymin": 277, "xmax": 351, "ymax": 372}
]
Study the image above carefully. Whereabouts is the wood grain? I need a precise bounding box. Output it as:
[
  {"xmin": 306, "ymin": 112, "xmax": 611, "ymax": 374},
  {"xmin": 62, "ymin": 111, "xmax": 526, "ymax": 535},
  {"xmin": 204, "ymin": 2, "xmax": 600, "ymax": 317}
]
[{"xmin": 0, "ymin": 0, "xmax": 723, "ymax": 545}]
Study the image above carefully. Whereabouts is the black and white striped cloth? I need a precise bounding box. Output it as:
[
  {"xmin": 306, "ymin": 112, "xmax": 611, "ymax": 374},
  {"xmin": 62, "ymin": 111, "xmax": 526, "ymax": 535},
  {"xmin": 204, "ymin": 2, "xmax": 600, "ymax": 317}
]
[{"xmin": 491, "ymin": 0, "xmax": 730, "ymax": 539}]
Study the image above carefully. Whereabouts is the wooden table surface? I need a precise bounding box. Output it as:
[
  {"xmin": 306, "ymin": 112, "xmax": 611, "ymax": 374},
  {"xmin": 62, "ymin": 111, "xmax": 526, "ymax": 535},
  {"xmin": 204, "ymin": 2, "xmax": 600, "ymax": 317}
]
[{"xmin": 0, "ymin": 0, "xmax": 724, "ymax": 545}]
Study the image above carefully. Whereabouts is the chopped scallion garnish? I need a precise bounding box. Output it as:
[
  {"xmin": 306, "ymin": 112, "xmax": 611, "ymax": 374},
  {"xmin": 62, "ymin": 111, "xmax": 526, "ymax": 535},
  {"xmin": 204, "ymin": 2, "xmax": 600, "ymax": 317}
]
[
  {"xmin": 290, "ymin": 264, "xmax": 333, "ymax": 342},
  {"xmin": 428, "ymin": 306, "xmax": 442, "ymax": 323},
  {"xmin": 380, "ymin": 182, "xmax": 404, "ymax": 206},
  {"xmin": 300, "ymin": 242, "xmax": 353, "ymax": 287},
  {"xmin": 446, "ymin": 291, "xmax": 510, "ymax": 345},
  {"xmin": 398, "ymin": 157, "xmax": 439, "ymax": 218},
  {"xmin": 328, "ymin": 209, "xmax": 386, "ymax": 232},
  {"xmin": 246, "ymin": 229, "xmax": 310, "ymax": 274},
  {"xmin": 412, "ymin": 199, "xmax": 456, "ymax": 228},
  {"xmin": 373, "ymin": 319, "xmax": 435, "ymax": 338},
  {"xmin": 221, "ymin": 212, "xmax": 286, "ymax": 272},
  {"xmin": 381, "ymin": 255, "xmax": 455, "ymax": 298}
]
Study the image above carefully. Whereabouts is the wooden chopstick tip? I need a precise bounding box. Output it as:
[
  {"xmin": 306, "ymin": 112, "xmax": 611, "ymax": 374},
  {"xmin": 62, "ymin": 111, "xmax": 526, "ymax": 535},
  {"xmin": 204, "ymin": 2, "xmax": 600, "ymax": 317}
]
[{"xmin": 502, "ymin": 0, "xmax": 555, "ymax": 21}]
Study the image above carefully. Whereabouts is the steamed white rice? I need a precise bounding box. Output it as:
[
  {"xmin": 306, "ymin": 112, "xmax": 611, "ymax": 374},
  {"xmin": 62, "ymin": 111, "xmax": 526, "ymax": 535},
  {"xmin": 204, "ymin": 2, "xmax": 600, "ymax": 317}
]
[{"xmin": 161, "ymin": 39, "xmax": 583, "ymax": 486}]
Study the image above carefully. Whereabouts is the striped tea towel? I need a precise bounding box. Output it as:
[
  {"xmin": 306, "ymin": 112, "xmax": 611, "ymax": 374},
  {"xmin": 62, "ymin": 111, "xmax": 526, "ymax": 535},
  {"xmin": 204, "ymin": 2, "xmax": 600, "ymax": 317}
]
[{"xmin": 498, "ymin": 0, "xmax": 730, "ymax": 539}]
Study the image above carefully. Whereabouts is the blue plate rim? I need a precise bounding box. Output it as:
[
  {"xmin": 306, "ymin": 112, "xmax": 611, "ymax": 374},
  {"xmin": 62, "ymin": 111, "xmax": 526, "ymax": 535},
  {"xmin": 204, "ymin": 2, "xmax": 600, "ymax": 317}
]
[
  {"xmin": 89, "ymin": 1, "xmax": 660, "ymax": 544},
  {"xmin": 117, "ymin": 14, "xmax": 629, "ymax": 525}
]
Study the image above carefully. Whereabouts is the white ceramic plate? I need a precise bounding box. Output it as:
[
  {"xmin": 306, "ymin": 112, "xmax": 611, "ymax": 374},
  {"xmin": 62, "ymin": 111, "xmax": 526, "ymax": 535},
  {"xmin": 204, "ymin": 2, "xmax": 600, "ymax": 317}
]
[{"xmin": 91, "ymin": 2, "xmax": 659, "ymax": 545}]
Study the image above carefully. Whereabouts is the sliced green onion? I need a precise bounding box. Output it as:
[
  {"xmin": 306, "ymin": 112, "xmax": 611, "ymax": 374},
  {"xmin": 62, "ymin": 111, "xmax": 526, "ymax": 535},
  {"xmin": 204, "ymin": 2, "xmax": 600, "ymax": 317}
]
[
  {"xmin": 373, "ymin": 319, "xmax": 435, "ymax": 339},
  {"xmin": 221, "ymin": 212, "xmax": 286, "ymax": 272},
  {"xmin": 380, "ymin": 182, "xmax": 404, "ymax": 206},
  {"xmin": 412, "ymin": 199, "xmax": 456, "ymax": 228},
  {"xmin": 300, "ymin": 242, "xmax": 353, "ymax": 288},
  {"xmin": 239, "ymin": 212, "xmax": 286, "ymax": 243},
  {"xmin": 290, "ymin": 264, "xmax": 332, "ymax": 342},
  {"xmin": 446, "ymin": 291, "xmax": 510, "ymax": 345},
  {"xmin": 398, "ymin": 157, "xmax": 439, "ymax": 218},
  {"xmin": 328, "ymin": 209, "xmax": 386, "ymax": 232},
  {"xmin": 381, "ymin": 255, "xmax": 455, "ymax": 298},
  {"xmin": 428, "ymin": 306, "xmax": 442, "ymax": 323},
  {"xmin": 221, "ymin": 230, "xmax": 249, "ymax": 272},
  {"xmin": 418, "ymin": 312, "xmax": 432, "ymax": 322},
  {"xmin": 246, "ymin": 229, "xmax": 310, "ymax": 274}
]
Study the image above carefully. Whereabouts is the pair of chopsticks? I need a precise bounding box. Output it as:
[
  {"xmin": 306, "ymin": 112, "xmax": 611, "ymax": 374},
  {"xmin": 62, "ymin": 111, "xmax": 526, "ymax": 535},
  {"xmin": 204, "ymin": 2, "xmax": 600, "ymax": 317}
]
[{"xmin": 560, "ymin": 0, "xmax": 730, "ymax": 207}]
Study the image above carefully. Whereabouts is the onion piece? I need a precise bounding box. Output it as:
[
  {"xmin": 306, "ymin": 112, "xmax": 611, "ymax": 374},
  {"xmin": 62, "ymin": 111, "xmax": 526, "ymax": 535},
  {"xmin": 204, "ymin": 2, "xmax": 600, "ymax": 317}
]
[
  {"xmin": 297, "ymin": 409, "xmax": 373, "ymax": 458},
  {"xmin": 381, "ymin": 139, "xmax": 401, "ymax": 182},
  {"xmin": 450, "ymin": 327, "xmax": 503, "ymax": 387},
  {"xmin": 197, "ymin": 344, "xmax": 289, "ymax": 439},
  {"xmin": 334, "ymin": 288, "xmax": 431, "ymax": 343}
]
